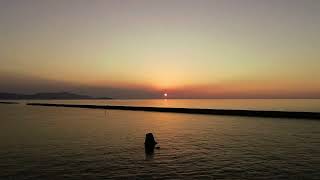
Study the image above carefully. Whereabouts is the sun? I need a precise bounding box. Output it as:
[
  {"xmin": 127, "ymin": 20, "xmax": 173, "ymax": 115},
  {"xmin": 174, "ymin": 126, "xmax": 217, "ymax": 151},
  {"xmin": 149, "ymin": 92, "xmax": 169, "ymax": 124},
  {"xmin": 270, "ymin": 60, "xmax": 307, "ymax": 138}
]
[{"xmin": 164, "ymin": 93, "xmax": 168, "ymax": 97}]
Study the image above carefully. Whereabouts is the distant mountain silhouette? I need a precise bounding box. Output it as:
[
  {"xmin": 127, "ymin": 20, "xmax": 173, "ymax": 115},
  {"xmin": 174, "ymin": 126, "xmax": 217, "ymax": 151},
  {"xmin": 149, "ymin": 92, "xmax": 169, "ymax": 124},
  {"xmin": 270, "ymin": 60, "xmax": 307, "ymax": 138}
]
[{"xmin": 0, "ymin": 92, "xmax": 112, "ymax": 100}]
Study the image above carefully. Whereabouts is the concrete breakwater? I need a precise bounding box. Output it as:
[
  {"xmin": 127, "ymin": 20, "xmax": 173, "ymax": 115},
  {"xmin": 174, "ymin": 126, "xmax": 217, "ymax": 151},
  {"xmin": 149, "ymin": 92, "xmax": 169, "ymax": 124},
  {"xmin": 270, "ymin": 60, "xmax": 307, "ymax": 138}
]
[
  {"xmin": 26, "ymin": 103, "xmax": 320, "ymax": 120},
  {"xmin": 0, "ymin": 101, "xmax": 19, "ymax": 104}
]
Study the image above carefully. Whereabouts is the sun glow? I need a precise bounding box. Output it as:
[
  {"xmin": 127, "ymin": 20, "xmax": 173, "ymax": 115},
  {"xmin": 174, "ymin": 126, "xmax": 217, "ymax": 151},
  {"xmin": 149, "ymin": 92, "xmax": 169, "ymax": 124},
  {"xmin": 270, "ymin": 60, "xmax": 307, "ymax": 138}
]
[{"xmin": 164, "ymin": 93, "xmax": 168, "ymax": 97}]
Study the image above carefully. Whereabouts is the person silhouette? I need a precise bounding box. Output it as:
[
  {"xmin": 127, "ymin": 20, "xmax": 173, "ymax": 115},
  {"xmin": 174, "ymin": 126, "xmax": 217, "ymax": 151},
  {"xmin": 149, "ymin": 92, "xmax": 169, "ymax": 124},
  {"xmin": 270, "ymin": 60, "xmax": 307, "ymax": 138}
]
[{"xmin": 144, "ymin": 133, "xmax": 157, "ymax": 154}]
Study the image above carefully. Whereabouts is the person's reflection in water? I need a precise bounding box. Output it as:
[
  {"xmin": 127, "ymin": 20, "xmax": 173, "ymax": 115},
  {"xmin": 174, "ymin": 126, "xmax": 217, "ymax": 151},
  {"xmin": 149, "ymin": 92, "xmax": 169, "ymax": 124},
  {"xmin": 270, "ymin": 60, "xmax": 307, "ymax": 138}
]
[{"xmin": 145, "ymin": 150, "xmax": 154, "ymax": 160}]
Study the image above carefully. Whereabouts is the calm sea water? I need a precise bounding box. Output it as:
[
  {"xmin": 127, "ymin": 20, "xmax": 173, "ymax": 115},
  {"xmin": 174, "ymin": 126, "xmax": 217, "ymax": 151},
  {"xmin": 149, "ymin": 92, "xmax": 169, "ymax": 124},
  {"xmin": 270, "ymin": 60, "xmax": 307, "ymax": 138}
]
[{"xmin": 1, "ymin": 99, "xmax": 320, "ymax": 179}]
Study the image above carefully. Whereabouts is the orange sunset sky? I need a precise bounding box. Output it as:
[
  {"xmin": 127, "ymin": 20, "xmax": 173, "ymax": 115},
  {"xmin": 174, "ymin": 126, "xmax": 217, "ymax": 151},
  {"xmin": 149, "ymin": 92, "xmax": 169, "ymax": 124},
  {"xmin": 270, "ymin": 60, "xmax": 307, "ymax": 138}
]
[{"xmin": 0, "ymin": 0, "xmax": 319, "ymax": 98}]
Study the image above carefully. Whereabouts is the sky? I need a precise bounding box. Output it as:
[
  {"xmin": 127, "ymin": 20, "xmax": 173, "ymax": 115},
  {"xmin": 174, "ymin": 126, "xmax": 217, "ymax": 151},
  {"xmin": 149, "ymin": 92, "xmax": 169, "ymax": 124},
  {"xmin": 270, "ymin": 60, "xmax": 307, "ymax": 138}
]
[{"xmin": 0, "ymin": 0, "xmax": 319, "ymax": 98}]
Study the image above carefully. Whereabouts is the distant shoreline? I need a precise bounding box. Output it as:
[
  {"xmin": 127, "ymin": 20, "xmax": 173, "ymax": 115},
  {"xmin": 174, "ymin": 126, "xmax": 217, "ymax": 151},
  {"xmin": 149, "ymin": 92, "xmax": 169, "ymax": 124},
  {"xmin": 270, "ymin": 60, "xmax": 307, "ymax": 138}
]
[
  {"xmin": 0, "ymin": 92, "xmax": 112, "ymax": 100},
  {"xmin": 26, "ymin": 103, "xmax": 320, "ymax": 120}
]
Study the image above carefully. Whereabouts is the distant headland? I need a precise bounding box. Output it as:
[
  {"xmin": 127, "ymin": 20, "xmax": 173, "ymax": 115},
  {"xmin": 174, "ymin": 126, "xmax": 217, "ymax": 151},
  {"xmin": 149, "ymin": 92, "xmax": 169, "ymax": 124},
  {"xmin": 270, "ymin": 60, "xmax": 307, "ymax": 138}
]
[{"xmin": 0, "ymin": 92, "xmax": 112, "ymax": 100}]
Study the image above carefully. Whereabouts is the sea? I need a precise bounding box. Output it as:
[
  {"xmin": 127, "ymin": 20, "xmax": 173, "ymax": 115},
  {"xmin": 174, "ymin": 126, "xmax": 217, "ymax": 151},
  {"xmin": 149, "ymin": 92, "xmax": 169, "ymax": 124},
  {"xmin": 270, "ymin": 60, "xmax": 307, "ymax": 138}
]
[{"xmin": 0, "ymin": 99, "xmax": 320, "ymax": 179}]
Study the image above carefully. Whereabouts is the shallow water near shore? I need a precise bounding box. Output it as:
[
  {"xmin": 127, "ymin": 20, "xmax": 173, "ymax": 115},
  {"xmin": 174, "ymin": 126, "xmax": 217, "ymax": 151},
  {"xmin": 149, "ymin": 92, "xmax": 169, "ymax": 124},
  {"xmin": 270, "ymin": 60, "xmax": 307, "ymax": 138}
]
[{"xmin": 1, "ymin": 100, "xmax": 320, "ymax": 179}]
